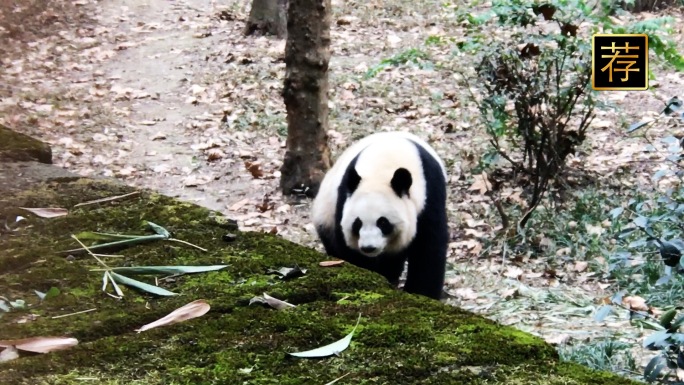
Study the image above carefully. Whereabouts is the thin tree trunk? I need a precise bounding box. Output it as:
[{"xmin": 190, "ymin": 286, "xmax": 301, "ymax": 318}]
[
  {"xmin": 244, "ymin": 0, "xmax": 287, "ymax": 38},
  {"xmin": 280, "ymin": 0, "xmax": 332, "ymax": 197}
]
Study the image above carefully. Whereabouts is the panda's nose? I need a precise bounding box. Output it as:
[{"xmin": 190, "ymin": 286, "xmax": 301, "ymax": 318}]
[{"xmin": 361, "ymin": 246, "xmax": 377, "ymax": 254}]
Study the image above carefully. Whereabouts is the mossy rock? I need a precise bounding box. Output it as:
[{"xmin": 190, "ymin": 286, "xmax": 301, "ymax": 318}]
[
  {"xmin": 0, "ymin": 124, "xmax": 52, "ymax": 164},
  {"xmin": 0, "ymin": 173, "xmax": 640, "ymax": 384}
]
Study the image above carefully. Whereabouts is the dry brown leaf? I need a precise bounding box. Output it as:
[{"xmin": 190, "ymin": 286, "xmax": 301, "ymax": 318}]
[
  {"xmin": 135, "ymin": 299, "xmax": 210, "ymax": 333},
  {"xmin": 319, "ymin": 260, "xmax": 345, "ymax": 267},
  {"xmin": 229, "ymin": 198, "xmax": 250, "ymax": 211},
  {"xmin": 504, "ymin": 266, "xmax": 524, "ymax": 279},
  {"xmin": 468, "ymin": 172, "xmax": 492, "ymax": 195},
  {"xmin": 585, "ymin": 223, "xmax": 605, "ymax": 237},
  {"xmin": 0, "ymin": 336, "xmax": 78, "ymax": 353},
  {"xmin": 452, "ymin": 288, "xmax": 478, "ymax": 300},
  {"xmin": 623, "ymin": 295, "xmax": 648, "ymax": 311},
  {"xmin": 263, "ymin": 293, "xmax": 296, "ymax": 310},
  {"xmin": 500, "ymin": 288, "xmax": 519, "ymax": 299},
  {"xmin": 574, "ymin": 261, "xmax": 588, "ymax": 272},
  {"xmin": 18, "ymin": 207, "xmax": 68, "ymax": 218},
  {"xmin": 544, "ymin": 334, "xmax": 570, "ymax": 345},
  {"xmin": 677, "ymin": 368, "xmax": 684, "ymax": 382},
  {"xmin": 207, "ymin": 149, "xmax": 225, "ymax": 161},
  {"xmin": 245, "ymin": 161, "xmax": 264, "ymax": 179},
  {"xmin": 556, "ymin": 247, "xmax": 571, "ymax": 256},
  {"xmin": 0, "ymin": 346, "xmax": 19, "ymax": 363},
  {"xmin": 464, "ymin": 228, "xmax": 485, "ymax": 237}
]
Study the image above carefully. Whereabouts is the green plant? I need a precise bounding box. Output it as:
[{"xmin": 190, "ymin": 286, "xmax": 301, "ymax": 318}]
[
  {"xmin": 461, "ymin": 0, "xmax": 596, "ymax": 230},
  {"xmin": 595, "ymin": 99, "xmax": 684, "ymax": 383},
  {"xmin": 456, "ymin": 0, "xmax": 683, "ymax": 231},
  {"xmin": 558, "ymin": 339, "xmax": 638, "ymax": 376}
]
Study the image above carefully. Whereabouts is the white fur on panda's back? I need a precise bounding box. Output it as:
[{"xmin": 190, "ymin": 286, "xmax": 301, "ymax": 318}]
[{"xmin": 311, "ymin": 131, "xmax": 446, "ymax": 232}]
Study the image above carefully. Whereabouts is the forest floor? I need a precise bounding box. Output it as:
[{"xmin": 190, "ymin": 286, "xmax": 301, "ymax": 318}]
[{"xmin": 1, "ymin": 0, "xmax": 683, "ymax": 379}]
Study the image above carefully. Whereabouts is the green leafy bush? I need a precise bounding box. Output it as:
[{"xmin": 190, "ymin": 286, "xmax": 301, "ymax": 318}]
[
  {"xmin": 454, "ymin": 0, "xmax": 684, "ymax": 230},
  {"xmin": 597, "ymin": 99, "xmax": 684, "ymax": 383}
]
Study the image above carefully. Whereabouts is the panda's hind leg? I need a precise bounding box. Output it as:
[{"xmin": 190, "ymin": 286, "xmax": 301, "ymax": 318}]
[{"xmin": 315, "ymin": 225, "xmax": 337, "ymax": 256}]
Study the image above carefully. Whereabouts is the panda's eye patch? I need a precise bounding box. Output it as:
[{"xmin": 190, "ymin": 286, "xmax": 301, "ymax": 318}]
[
  {"xmin": 352, "ymin": 218, "xmax": 362, "ymax": 236},
  {"xmin": 376, "ymin": 217, "xmax": 393, "ymax": 235}
]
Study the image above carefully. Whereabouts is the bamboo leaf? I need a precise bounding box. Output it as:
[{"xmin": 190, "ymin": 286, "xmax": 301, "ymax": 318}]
[
  {"xmin": 660, "ymin": 308, "xmax": 678, "ymax": 330},
  {"xmin": 289, "ymin": 314, "xmax": 361, "ymax": 358},
  {"xmin": 74, "ymin": 231, "xmax": 142, "ymax": 241},
  {"xmin": 147, "ymin": 221, "xmax": 171, "ymax": 238},
  {"xmin": 644, "ymin": 355, "xmax": 667, "ymax": 382},
  {"xmin": 109, "ymin": 271, "xmax": 177, "ymax": 296},
  {"xmin": 61, "ymin": 234, "xmax": 166, "ymax": 254},
  {"xmin": 594, "ymin": 305, "xmax": 613, "ymax": 322},
  {"xmin": 643, "ymin": 329, "xmax": 671, "ymax": 350},
  {"xmin": 106, "ymin": 265, "xmax": 228, "ymax": 276},
  {"xmin": 627, "ymin": 119, "xmax": 654, "ymax": 133}
]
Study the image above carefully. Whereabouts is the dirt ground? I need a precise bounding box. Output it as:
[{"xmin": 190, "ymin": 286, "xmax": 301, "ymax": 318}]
[{"xmin": 1, "ymin": 0, "xmax": 684, "ymax": 376}]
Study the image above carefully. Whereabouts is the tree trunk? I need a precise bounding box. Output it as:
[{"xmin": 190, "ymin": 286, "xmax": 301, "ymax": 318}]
[
  {"xmin": 280, "ymin": 0, "xmax": 332, "ymax": 197},
  {"xmin": 244, "ymin": 0, "xmax": 287, "ymax": 38}
]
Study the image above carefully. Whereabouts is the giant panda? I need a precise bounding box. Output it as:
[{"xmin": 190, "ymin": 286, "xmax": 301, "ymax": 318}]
[{"xmin": 311, "ymin": 131, "xmax": 448, "ymax": 300}]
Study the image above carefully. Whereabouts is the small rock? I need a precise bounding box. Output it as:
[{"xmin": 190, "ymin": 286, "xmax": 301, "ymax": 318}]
[{"xmin": 223, "ymin": 233, "xmax": 238, "ymax": 242}]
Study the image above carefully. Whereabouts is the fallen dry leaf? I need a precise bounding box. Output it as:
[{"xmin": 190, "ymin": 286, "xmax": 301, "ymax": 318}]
[
  {"xmin": 468, "ymin": 172, "xmax": 492, "ymax": 195},
  {"xmin": 229, "ymin": 198, "xmax": 250, "ymax": 211},
  {"xmin": 245, "ymin": 161, "xmax": 264, "ymax": 178},
  {"xmin": 0, "ymin": 336, "xmax": 78, "ymax": 353},
  {"xmin": 452, "ymin": 287, "xmax": 478, "ymax": 300},
  {"xmin": 135, "ymin": 299, "xmax": 210, "ymax": 333},
  {"xmin": 18, "ymin": 207, "xmax": 68, "ymax": 218},
  {"xmin": 0, "ymin": 346, "xmax": 19, "ymax": 363},
  {"xmin": 319, "ymin": 260, "xmax": 345, "ymax": 267},
  {"xmin": 623, "ymin": 295, "xmax": 648, "ymax": 311},
  {"xmin": 574, "ymin": 261, "xmax": 589, "ymax": 272},
  {"xmin": 504, "ymin": 266, "xmax": 524, "ymax": 279},
  {"xmin": 263, "ymin": 293, "xmax": 296, "ymax": 310},
  {"xmin": 544, "ymin": 333, "xmax": 571, "ymax": 345},
  {"xmin": 585, "ymin": 223, "xmax": 605, "ymax": 237},
  {"xmin": 500, "ymin": 288, "xmax": 519, "ymax": 299}
]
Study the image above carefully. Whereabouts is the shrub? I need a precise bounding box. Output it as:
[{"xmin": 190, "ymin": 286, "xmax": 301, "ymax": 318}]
[
  {"xmin": 597, "ymin": 99, "xmax": 684, "ymax": 383},
  {"xmin": 454, "ymin": 0, "xmax": 684, "ymax": 230}
]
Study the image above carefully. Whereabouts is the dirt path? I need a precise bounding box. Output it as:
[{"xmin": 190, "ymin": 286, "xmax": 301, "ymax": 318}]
[{"xmin": 81, "ymin": 0, "xmax": 249, "ymax": 211}]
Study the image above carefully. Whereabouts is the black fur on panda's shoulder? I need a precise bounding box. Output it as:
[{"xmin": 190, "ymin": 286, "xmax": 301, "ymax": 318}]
[{"xmin": 322, "ymin": 140, "xmax": 448, "ymax": 300}]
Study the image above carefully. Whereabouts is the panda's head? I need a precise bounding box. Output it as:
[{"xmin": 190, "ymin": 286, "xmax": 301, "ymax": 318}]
[{"xmin": 340, "ymin": 166, "xmax": 418, "ymax": 257}]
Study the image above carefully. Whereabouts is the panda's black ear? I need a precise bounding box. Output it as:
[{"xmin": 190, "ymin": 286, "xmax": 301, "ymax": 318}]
[
  {"xmin": 391, "ymin": 168, "xmax": 412, "ymax": 197},
  {"xmin": 347, "ymin": 166, "xmax": 361, "ymax": 193}
]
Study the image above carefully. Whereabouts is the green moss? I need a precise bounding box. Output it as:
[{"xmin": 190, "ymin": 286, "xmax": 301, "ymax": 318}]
[
  {"xmin": 0, "ymin": 124, "xmax": 52, "ymax": 163},
  {"xmin": 0, "ymin": 178, "xmax": 642, "ymax": 385}
]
